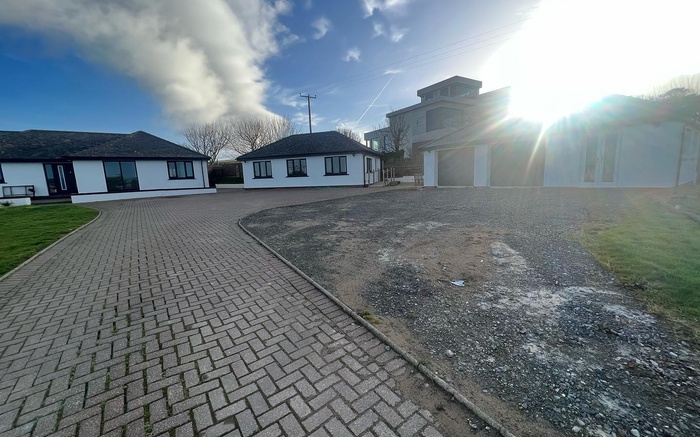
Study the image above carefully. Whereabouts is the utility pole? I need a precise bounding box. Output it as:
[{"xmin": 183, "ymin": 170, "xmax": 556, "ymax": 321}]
[{"xmin": 299, "ymin": 93, "xmax": 316, "ymax": 133}]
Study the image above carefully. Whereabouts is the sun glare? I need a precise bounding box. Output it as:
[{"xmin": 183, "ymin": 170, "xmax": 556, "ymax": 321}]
[{"xmin": 482, "ymin": 0, "xmax": 700, "ymax": 124}]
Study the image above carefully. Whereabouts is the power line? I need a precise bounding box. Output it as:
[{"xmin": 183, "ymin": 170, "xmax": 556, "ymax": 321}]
[
  {"xmin": 314, "ymin": 31, "xmax": 519, "ymax": 94},
  {"xmin": 310, "ymin": 16, "xmax": 532, "ymax": 94}
]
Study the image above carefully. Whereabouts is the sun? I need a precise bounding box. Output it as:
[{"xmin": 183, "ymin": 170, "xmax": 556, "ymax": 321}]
[{"xmin": 482, "ymin": 0, "xmax": 700, "ymax": 124}]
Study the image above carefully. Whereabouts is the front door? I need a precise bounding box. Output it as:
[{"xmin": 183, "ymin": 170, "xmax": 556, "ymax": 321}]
[
  {"xmin": 44, "ymin": 163, "xmax": 78, "ymax": 196},
  {"xmin": 582, "ymin": 132, "xmax": 619, "ymax": 186}
]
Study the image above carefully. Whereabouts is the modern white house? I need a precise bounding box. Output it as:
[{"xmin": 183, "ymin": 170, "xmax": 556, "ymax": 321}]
[
  {"xmin": 237, "ymin": 131, "xmax": 382, "ymax": 189},
  {"xmin": 0, "ymin": 129, "xmax": 215, "ymax": 203},
  {"xmin": 421, "ymin": 95, "xmax": 700, "ymax": 188},
  {"xmin": 363, "ymin": 76, "xmax": 510, "ymax": 157}
]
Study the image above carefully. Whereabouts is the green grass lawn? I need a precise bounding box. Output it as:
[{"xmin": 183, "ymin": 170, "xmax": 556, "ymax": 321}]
[
  {"xmin": 0, "ymin": 204, "xmax": 98, "ymax": 276},
  {"xmin": 583, "ymin": 197, "xmax": 700, "ymax": 339},
  {"xmin": 671, "ymin": 184, "xmax": 700, "ymax": 215}
]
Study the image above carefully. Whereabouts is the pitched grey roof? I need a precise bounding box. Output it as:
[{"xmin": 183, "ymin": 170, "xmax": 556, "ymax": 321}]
[
  {"xmin": 0, "ymin": 129, "xmax": 208, "ymax": 161},
  {"xmin": 237, "ymin": 131, "xmax": 381, "ymax": 161}
]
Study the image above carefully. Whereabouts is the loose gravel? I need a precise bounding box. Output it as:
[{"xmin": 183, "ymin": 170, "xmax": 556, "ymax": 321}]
[{"xmin": 242, "ymin": 187, "xmax": 700, "ymax": 437}]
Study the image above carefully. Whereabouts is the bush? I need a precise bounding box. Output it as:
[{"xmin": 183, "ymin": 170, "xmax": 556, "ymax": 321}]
[{"xmin": 217, "ymin": 176, "xmax": 244, "ymax": 184}]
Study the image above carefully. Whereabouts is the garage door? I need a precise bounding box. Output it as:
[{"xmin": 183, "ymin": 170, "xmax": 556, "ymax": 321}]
[
  {"xmin": 438, "ymin": 147, "xmax": 474, "ymax": 186},
  {"xmin": 490, "ymin": 142, "xmax": 545, "ymax": 186}
]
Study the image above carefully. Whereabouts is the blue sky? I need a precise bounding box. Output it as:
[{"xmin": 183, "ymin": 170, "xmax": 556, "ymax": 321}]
[{"xmin": 0, "ymin": 0, "xmax": 697, "ymax": 144}]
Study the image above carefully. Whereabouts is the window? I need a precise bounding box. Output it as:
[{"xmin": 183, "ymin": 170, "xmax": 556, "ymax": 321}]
[
  {"xmin": 287, "ymin": 159, "xmax": 307, "ymax": 177},
  {"xmin": 253, "ymin": 161, "xmax": 272, "ymax": 178},
  {"xmin": 440, "ymin": 87, "xmax": 449, "ymax": 97},
  {"xmin": 426, "ymin": 107, "xmax": 464, "ymax": 132},
  {"xmin": 450, "ymin": 84, "xmax": 473, "ymax": 97},
  {"xmin": 0, "ymin": 164, "xmax": 4, "ymax": 183},
  {"xmin": 168, "ymin": 161, "xmax": 194, "ymax": 179},
  {"xmin": 325, "ymin": 156, "xmax": 347, "ymax": 175},
  {"xmin": 104, "ymin": 161, "xmax": 140, "ymax": 192},
  {"xmin": 366, "ymin": 157, "xmax": 373, "ymax": 172}
]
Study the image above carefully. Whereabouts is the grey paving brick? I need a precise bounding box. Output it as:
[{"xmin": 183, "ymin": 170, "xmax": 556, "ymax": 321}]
[
  {"xmin": 279, "ymin": 413, "xmax": 305, "ymax": 437},
  {"xmin": 397, "ymin": 414, "xmax": 427, "ymax": 437},
  {"xmin": 193, "ymin": 403, "xmax": 214, "ymax": 432},
  {"xmin": 350, "ymin": 410, "xmax": 380, "ymax": 435},
  {"xmin": 324, "ymin": 417, "xmax": 354, "ymax": 437},
  {"xmin": 397, "ymin": 401, "xmax": 419, "ymax": 418},
  {"xmin": 257, "ymin": 404, "xmax": 290, "ymax": 429},
  {"xmin": 375, "ymin": 401, "xmax": 403, "ymax": 428},
  {"xmin": 302, "ymin": 406, "xmax": 333, "ymax": 432},
  {"xmin": 352, "ymin": 392, "xmax": 381, "ymax": 414},
  {"xmin": 236, "ymin": 408, "xmax": 259, "ymax": 437},
  {"xmin": 374, "ymin": 420, "xmax": 400, "ymax": 437}
]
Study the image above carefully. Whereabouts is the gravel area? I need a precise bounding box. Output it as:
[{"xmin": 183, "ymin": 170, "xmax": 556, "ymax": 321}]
[{"xmin": 242, "ymin": 187, "xmax": 700, "ymax": 437}]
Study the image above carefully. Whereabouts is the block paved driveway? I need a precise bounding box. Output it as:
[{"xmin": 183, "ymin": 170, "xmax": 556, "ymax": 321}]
[{"xmin": 0, "ymin": 188, "xmax": 452, "ymax": 437}]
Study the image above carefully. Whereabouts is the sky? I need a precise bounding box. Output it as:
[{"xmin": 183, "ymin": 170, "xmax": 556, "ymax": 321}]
[{"xmin": 0, "ymin": 0, "xmax": 698, "ymax": 146}]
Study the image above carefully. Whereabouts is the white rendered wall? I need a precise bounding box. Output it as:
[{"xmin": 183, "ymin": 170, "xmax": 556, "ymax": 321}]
[
  {"xmin": 545, "ymin": 122, "xmax": 683, "ymax": 188},
  {"xmin": 544, "ymin": 134, "xmax": 583, "ymax": 187},
  {"xmin": 73, "ymin": 161, "xmax": 107, "ymax": 193},
  {"xmin": 473, "ymin": 144, "xmax": 489, "ymax": 186},
  {"xmin": 0, "ymin": 162, "xmax": 48, "ymax": 197},
  {"xmin": 136, "ymin": 160, "xmax": 208, "ymax": 190},
  {"xmin": 72, "ymin": 188, "xmax": 216, "ymax": 203},
  {"xmin": 423, "ymin": 150, "xmax": 437, "ymax": 187},
  {"xmin": 243, "ymin": 154, "xmax": 372, "ymax": 189},
  {"xmin": 616, "ymin": 122, "xmax": 681, "ymax": 188}
]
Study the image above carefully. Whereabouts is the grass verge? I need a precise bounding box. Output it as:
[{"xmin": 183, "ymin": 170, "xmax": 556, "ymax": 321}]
[
  {"xmin": 0, "ymin": 204, "xmax": 98, "ymax": 276},
  {"xmin": 582, "ymin": 198, "xmax": 700, "ymax": 340}
]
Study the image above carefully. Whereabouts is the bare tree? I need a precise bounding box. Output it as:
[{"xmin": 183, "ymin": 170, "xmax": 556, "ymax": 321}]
[
  {"xmin": 645, "ymin": 75, "xmax": 700, "ymax": 100},
  {"xmin": 231, "ymin": 115, "xmax": 300, "ymax": 154},
  {"xmin": 387, "ymin": 112, "xmax": 411, "ymax": 154},
  {"xmin": 335, "ymin": 126, "xmax": 363, "ymax": 142},
  {"xmin": 181, "ymin": 120, "xmax": 235, "ymax": 162}
]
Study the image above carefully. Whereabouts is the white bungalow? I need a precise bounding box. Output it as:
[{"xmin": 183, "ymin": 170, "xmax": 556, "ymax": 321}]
[
  {"xmin": 0, "ymin": 129, "xmax": 215, "ymax": 203},
  {"xmin": 237, "ymin": 131, "xmax": 382, "ymax": 189}
]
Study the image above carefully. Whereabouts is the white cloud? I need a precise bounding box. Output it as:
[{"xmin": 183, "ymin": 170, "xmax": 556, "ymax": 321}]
[
  {"xmin": 388, "ymin": 25, "xmax": 406, "ymax": 42},
  {"xmin": 0, "ymin": 0, "xmax": 295, "ymax": 127},
  {"xmin": 361, "ymin": 0, "xmax": 411, "ymax": 17},
  {"xmin": 311, "ymin": 16, "xmax": 331, "ymax": 40},
  {"xmin": 293, "ymin": 111, "xmax": 323, "ymax": 129},
  {"xmin": 343, "ymin": 47, "xmax": 361, "ymax": 62},
  {"xmin": 372, "ymin": 20, "xmax": 406, "ymax": 43},
  {"xmin": 372, "ymin": 22, "xmax": 385, "ymax": 38},
  {"xmin": 273, "ymin": 86, "xmax": 305, "ymax": 108}
]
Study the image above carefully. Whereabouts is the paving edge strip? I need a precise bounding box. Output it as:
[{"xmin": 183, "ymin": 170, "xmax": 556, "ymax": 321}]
[
  {"xmin": 0, "ymin": 208, "xmax": 102, "ymax": 283},
  {"xmin": 238, "ymin": 218, "xmax": 518, "ymax": 437}
]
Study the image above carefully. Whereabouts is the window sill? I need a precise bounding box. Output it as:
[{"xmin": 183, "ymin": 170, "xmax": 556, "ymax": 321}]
[
  {"xmin": 168, "ymin": 177, "xmax": 195, "ymax": 180},
  {"xmin": 287, "ymin": 175, "xmax": 308, "ymax": 178},
  {"xmin": 253, "ymin": 176, "xmax": 273, "ymax": 179},
  {"xmin": 324, "ymin": 173, "xmax": 348, "ymax": 176}
]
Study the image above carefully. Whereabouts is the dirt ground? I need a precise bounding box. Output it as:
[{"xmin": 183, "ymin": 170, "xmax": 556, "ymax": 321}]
[{"xmin": 241, "ymin": 187, "xmax": 700, "ymax": 437}]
